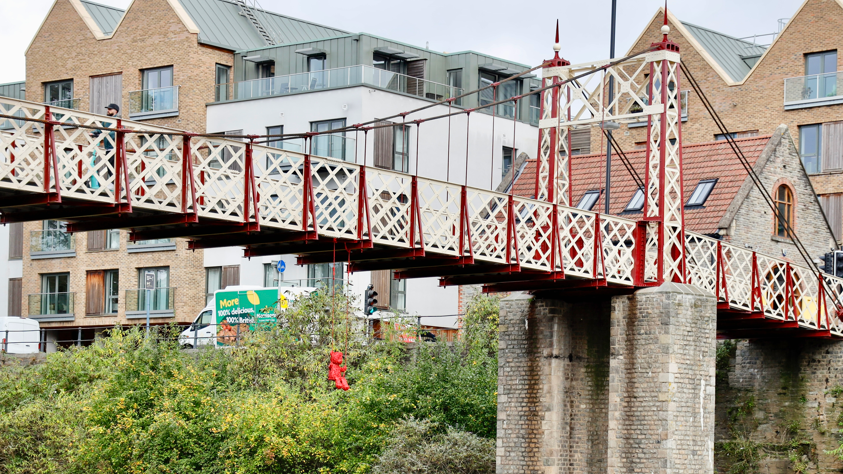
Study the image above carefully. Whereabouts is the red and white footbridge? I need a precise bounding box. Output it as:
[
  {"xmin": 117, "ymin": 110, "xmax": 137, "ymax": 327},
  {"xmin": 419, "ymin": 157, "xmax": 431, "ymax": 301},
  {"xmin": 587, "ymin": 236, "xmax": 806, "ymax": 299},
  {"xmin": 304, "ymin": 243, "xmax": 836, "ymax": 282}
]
[{"xmin": 1, "ymin": 37, "xmax": 841, "ymax": 339}]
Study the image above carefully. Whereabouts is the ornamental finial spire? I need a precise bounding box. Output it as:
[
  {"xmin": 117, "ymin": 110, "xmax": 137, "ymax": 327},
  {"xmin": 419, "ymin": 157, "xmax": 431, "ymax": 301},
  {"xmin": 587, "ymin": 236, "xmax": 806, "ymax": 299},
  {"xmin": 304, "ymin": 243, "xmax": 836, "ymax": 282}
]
[
  {"xmin": 661, "ymin": 0, "xmax": 670, "ymax": 41},
  {"xmin": 553, "ymin": 20, "xmax": 561, "ymax": 58}
]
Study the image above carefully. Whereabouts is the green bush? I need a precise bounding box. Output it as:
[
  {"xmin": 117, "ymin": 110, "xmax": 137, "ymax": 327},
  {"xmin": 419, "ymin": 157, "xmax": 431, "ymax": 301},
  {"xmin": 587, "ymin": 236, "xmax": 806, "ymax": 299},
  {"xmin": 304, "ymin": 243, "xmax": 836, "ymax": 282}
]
[{"xmin": 0, "ymin": 293, "xmax": 500, "ymax": 474}]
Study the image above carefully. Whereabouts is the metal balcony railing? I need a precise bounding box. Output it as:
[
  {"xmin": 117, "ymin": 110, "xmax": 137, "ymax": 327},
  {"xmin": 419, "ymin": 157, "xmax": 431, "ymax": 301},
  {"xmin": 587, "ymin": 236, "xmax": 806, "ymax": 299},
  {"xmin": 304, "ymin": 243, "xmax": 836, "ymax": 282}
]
[
  {"xmin": 128, "ymin": 86, "xmax": 179, "ymax": 118},
  {"xmin": 221, "ymin": 65, "xmax": 463, "ymax": 103},
  {"xmin": 43, "ymin": 98, "xmax": 81, "ymax": 110},
  {"xmin": 28, "ymin": 292, "xmax": 75, "ymax": 318},
  {"xmin": 784, "ymin": 72, "xmax": 842, "ymax": 108},
  {"xmin": 30, "ymin": 230, "xmax": 75, "ymax": 254},
  {"xmin": 125, "ymin": 287, "xmax": 176, "ymax": 314}
]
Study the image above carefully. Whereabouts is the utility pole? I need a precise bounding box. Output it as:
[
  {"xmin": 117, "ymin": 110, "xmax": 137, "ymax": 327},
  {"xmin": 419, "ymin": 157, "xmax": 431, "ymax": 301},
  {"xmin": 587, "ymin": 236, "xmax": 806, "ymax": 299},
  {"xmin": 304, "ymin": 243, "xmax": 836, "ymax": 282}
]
[{"xmin": 605, "ymin": 0, "xmax": 617, "ymax": 213}]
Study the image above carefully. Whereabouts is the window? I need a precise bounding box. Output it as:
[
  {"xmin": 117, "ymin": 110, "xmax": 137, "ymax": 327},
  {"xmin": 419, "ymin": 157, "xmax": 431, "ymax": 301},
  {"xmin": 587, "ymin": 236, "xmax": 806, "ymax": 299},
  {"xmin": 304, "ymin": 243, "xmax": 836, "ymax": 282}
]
[
  {"xmin": 38, "ymin": 220, "xmax": 72, "ymax": 253},
  {"xmin": 502, "ymin": 146, "xmax": 515, "ymax": 179},
  {"xmin": 308, "ymin": 263, "xmax": 344, "ymax": 290},
  {"xmin": 8, "ymin": 222, "xmax": 22, "ymax": 259},
  {"xmin": 715, "ymin": 130, "xmax": 759, "ymax": 141},
  {"xmin": 390, "ymin": 273, "xmax": 406, "ymax": 312},
  {"xmin": 373, "ymin": 54, "xmax": 405, "ymax": 74},
  {"xmin": 800, "ymin": 124, "xmax": 822, "ymax": 174},
  {"xmin": 105, "ymin": 270, "xmax": 119, "ymax": 314},
  {"xmin": 805, "ymin": 51, "xmax": 837, "ymax": 100},
  {"xmin": 393, "ymin": 125, "xmax": 410, "ymax": 173},
  {"xmin": 479, "ymin": 72, "xmax": 520, "ymax": 119},
  {"xmin": 447, "ymin": 69, "xmax": 462, "ymax": 105},
  {"xmin": 141, "ymin": 67, "xmax": 175, "ymax": 114},
  {"xmin": 529, "ymin": 85, "xmax": 541, "ymax": 125},
  {"xmin": 308, "ymin": 55, "xmax": 326, "ymax": 89},
  {"xmin": 44, "ymin": 80, "xmax": 73, "ymax": 107},
  {"xmin": 205, "ymin": 267, "xmax": 221, "ymax": 304},
  {"xmin": 87, "ymin": 229, "xmax": 120, "ymax": 251},
  {"xmin": 311, "ymin": 119, "xmax": 347, "ymax": 161},
  {"xmin": 774, "ymin": 185, "xmax": 794, "ymax": 238},
  {"xmin": 266, "ymin": 125, "xmax": 283, "ymax": 149},
  {"xmin": 576, "ymin": 190, "xmax": 602, "ymax": 211},
  {"xmin": 264, "ymin": 263, "xmax": 282, "ymax": 287},
  {"xmin": 258, "ymin": 62, "xmax": 274, "ymax": 79},
  {"xmin": 137, "ymin": 267, "xmax": 170, "ymax": 311},
  {"xmin": 41, "ymin": 273, "xmax": 71, "ymax": 315},
  {"xmin": 215, "ymin": 64, "xmax": 230, "ymax": 101},
  {"xmin": 195, "ymin": 309, "xmax": 213, "ymax": 330},
  {"xmin": 686, "ymin": 180, "xmax": 717, "ymax": 207},
  {"xmin": 625, "ymin": 188, "xmax": 645, "ymax": 212},
  {"xmin": 106, "ymin": 229, "xmax": 120, "ymax": 250}
]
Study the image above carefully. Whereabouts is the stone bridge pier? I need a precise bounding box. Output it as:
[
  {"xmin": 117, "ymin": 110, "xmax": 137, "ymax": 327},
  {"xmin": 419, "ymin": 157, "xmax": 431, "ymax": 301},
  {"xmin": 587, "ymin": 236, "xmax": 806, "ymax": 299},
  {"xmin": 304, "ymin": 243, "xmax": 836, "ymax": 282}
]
[{"xmin": 497, "ymin": 283, "xmax": 717, "ymax": 473}]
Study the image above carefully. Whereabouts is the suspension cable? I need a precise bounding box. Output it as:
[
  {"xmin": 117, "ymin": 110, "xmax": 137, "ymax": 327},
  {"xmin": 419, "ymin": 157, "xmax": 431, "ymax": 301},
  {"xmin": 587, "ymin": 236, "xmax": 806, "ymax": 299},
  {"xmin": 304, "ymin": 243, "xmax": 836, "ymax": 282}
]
[{"xmin": 601, "ymin": 129, "xmax": 644, "ymax": 190}]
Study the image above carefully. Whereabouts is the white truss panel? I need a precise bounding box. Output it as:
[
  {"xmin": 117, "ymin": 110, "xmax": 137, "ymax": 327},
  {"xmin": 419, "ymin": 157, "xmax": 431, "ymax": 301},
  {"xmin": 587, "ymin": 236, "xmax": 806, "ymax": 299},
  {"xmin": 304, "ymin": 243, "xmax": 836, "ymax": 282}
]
[
  {"xmin": 125, "ymin": 131, "xmax": 184, "ymax": 212},
  {"xmin": 0, "ymin": 100, "xmax": 48, "ymax": 193},
  {"xmin": 417, "ymin": 177, "xmax": 461, "ymax": 257},
  {"xmin": 254, "ymin": 146, "xmax": 306, "ymax": 231},
  {"xmin": 367, "ymin": 168, "xmax": 413, "ymax": 248},
  {"xmin": 310, "ymin": 156, "xmax": 360, "ymax": 239},
  {"xmin": 513, "ymin": 198, "xmax": 557, "ymax": 271},
  {"xmin": 465, "ymin": 188, "xmax": 509, "ymax": 264},
  {"xmin": 791, "ymin": 265, "xmax": 819, "ymax": 329},
  {"xmin": 684, "ymin": 233, "xmax": 718, "ymax": 296},
  {"xmin": 756, "ymin": 255, "xmax": 787, "ymax": 321},
  {"xmin": 721, "ymin": 244, "xmax": 754, "ymax": 312},
  {"xmin": 601, "ymin": 215, "xmax": 636, "ymax": 286},
  {"xmin": 51, "ymin": 110, "xmax": 120, "ymax": 204},
  {"xmin": 558, "ymin": 208, "xmax": 597, "ymax": 279},
  {"xmin": 191, "ymin": 137, "xmax": 247, "ymax": 223}
]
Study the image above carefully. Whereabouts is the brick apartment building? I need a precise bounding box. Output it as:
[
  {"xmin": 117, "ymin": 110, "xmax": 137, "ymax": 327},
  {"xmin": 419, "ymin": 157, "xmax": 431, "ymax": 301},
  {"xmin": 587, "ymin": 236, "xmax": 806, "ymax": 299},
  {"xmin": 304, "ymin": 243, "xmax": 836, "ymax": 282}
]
[
  {"xmin": 587, "ymin": 0, "xmax": 843, "ymax": 243},
  {"xmin": 13, "ymin": 0, "xmax": 348, "ymax": 348}
]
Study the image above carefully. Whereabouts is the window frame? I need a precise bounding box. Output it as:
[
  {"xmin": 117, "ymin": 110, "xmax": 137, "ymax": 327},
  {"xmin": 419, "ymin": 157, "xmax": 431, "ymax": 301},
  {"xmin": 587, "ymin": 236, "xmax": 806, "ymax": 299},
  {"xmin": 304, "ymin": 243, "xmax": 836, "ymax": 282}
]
[
  {"xmin": 446, "ymin": 69, "xmax": 463, "ymax": 105},
  {"xmin": 799, "ymin": 123, "xmax": 823, "ymax": 174},
  {"xmin": 685, "ymin": 179, "xmax": 717, "ymax": 207},
  {"xmin": 44, "ymin": 79, "xmax": 73, "ymax": 105},
  {"xmin": 136, "ymin": 266, "xmax": 171, "ymax": 312},
  {"xmin": 205, "ymin": 266, "xmax": 222, "ymax": 304},
  {"xmin": 310, "ymin": 119, "xmax": 347, "ymax": 161},
  {"xmin": 773, "ymin": 184, "xmax": 795, "ymax": 238},
  {"xmin": 215, "ymin": 64, "xmax": 231, "ymax": 101},
  {"xmin": 576, "ymin": 190, "xmax": 602, "ymax": 211},
  {"xmin": 502, "ymin": 146, "xmax": 515, "ymax": 179},
  {"xmin": 393, "ymin": 125, "xmax": 410, "ymax": 173},
  {"xmin": 104, "ymin": 269, "xmax": 119, "ymax": 314},
  {"xmin": 390, "ymin": 271, "xmax": 406, "ymax": 312}
]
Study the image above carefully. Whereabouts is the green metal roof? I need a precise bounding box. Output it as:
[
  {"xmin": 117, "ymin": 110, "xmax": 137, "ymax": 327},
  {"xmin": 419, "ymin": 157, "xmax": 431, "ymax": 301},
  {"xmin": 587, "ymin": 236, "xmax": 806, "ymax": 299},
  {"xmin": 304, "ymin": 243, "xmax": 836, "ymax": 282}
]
[
  {"xmin": 80, "ymin": 0, "xmax": 124, "ymax": 35},
  {"xmin": 176, "ymin": 0, "xmax": 349, "ymax": 51},
  {"xmin": 682, "ymin": 21, "xmax": 767, "ymax": 83}
]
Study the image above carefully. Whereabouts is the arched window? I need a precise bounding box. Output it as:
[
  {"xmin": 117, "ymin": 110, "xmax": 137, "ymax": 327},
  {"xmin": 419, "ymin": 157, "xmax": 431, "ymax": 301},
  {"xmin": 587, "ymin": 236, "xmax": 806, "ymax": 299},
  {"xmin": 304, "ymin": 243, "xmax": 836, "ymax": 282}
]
[{"xmin": 774, "ymin": 185, "xmax": 794, "ymax": 238}]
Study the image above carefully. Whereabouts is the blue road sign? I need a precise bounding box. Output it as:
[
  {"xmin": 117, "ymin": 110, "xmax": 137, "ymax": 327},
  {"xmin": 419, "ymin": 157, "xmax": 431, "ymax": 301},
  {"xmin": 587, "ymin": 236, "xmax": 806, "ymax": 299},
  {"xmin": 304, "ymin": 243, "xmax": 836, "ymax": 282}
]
[{"xmin": 276, "ymin": 260, "xmax": 286, "ymax": 273}]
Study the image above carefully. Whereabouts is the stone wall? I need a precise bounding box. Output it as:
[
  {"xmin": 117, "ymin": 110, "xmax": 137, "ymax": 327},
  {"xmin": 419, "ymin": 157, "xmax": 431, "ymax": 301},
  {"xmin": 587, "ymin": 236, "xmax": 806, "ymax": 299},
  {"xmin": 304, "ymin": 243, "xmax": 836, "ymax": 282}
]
[{"xmin": 716, "ymin": 339, "xmax": 843, "ymax": 473}]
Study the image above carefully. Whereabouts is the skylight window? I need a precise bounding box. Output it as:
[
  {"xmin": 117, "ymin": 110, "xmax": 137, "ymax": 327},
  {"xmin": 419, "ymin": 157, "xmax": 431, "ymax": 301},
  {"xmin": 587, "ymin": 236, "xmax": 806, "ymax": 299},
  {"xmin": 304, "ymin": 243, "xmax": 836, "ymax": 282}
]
[
  {"xmin": 576, "ymin": 190, "xmax": 601, "ymax": 211},
  {"xmin": 686, "ymin": 179, "xmax": 717, "ymax": 207},
  {"xmin": 625, "ymin": 188, "xmax": 645, "ymax": 212}
]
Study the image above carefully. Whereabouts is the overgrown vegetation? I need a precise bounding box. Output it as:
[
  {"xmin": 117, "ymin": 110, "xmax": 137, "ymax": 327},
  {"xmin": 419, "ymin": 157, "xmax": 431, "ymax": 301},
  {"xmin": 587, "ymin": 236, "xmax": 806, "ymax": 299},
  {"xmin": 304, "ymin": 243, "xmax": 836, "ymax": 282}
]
[{"xmin": 0, "ymin": 293, "xmax": 501, "ymax": 474}]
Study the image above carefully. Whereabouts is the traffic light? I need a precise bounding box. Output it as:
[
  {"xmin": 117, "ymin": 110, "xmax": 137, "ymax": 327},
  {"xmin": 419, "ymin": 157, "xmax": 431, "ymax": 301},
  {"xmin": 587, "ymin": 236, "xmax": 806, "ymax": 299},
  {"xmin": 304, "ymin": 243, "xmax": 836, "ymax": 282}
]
[
  {"xmin": 364, "ymin": 284, "xmax": 378, "ymax": 315},
  {"xmin": 819, "ymin": 252, "xmax": 834, "ymax": 274}
]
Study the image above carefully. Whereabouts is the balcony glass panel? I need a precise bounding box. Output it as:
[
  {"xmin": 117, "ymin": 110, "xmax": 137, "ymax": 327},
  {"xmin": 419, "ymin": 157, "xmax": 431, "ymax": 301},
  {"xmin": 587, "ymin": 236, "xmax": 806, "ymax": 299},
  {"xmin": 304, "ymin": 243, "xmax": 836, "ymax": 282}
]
[
  {"xmin": 30, "ymin": 230, "xmax": 75, "ymax": 254},
  {"xmin": 125, "ymin": 287, "xmax": 176, "ymax": 312},
  {"xmin": 784, "ymin": 72, "xmax": 842, "ymax": 106},
  {"xmin": 28, "ymin": 292, "xmax": 75, "ymax": 317},
  {"xmin": 128, "ymin": 86, "xmax": 179, "ymax": 116}
]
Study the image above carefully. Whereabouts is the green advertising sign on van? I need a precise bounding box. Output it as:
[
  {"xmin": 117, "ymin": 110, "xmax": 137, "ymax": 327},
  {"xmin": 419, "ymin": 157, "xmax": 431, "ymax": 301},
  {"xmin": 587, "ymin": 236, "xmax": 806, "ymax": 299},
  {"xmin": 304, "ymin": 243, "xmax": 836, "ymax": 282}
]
[{"xmin": 215, "ymin": 289, "xmax": 280, "ymax": 346}]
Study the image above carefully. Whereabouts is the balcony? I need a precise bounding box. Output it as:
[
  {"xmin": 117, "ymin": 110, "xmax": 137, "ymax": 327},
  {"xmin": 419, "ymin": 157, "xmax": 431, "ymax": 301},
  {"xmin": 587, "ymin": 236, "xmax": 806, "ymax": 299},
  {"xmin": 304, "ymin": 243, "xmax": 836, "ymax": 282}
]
[
  {"xmin": 30, "ymin": 230, "xmax": 76, "ymax": 259},
  {"xmin": 127, "ymin": 238, "xmax": 176, "ymax": 253},
  {"xmin": 125, "ymin": 287, "xmax": 176, "ymax": 318},
  {"xmin": 28, "ymin": 292, "xmax": 75, "ymax": 321},
  {"xmin": 220, "ymin": 65, "xmax": 463, "ymax": 103},
  {"xmin": 784, "ymin": 72, "xmax": 842, "ymax": 110},
  {"xmin": 128, "ymin": 86, "xmax": 180, "ymax": 120},
  {"xmin": 43, "ymin": 98, "xmax": 81, "ymax": 110}
]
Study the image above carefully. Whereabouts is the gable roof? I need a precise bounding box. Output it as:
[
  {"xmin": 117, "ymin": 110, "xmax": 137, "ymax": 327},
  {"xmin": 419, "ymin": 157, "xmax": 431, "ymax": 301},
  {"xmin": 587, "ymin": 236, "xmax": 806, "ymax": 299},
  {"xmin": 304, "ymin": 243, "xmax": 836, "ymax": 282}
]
[
  {"xmin": 79, "ymin": 0, "xmax": 123, "ymax": 35},
  {"xmin": 681, "ymin": 22, "xmax": 767, "ymax": 83},
  {"xmin": 510, "ymin": 136, "xmax": 772, "ymax": 235}
]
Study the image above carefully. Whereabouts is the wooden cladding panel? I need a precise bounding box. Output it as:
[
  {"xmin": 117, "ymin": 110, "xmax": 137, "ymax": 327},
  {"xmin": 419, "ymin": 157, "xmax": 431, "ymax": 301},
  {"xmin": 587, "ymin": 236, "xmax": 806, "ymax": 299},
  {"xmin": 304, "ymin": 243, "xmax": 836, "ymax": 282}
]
[
  {"xmin": 89, "ymin": 74, "xmax": 122, "ymax": 114},
  {"xmin": 374, "ymin": 121, "xmax": 394, "ymax": 169},
  {"xmin": 822, "ymin": 122, "xmax": 843, "ymax": 171},
  {"xmin": 371, "ymin": 270, "xmax": 391, "ymax": 309},
  {"xmin": 8, "ymin": 222, "xmax": 22, "ymax": 259},
  {"xmin": 222, "ymin": 265, "xmax": 240, "ymax": 288},
  {"xmin": 7, "ymin": 278, "xmax": 21, "ymax": 317},
  {"xmin": 86, "ymin": 270, "xmax": 105, "ymax": 315},
  {"xmin": 821, "ymin": 193, "xmax": 843, "ymax": 242},
  {"xmin": 87, "ymin": 230, "xmax": 106, "ymax": 251}
]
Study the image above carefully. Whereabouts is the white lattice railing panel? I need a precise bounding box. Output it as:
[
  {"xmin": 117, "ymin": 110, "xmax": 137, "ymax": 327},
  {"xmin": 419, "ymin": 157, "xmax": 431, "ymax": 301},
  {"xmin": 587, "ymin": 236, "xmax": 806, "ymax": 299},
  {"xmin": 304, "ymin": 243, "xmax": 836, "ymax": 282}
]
[
  {"xmin": 465, "ymin": 188, "xmax": 509, "ymax": 264},
  {"xmin": 644, "ymin": 222, "xmax": 660, "ymax": 282},
  {"xmin": 310, "ymin": 156, "xmax": 360, "ymax": 239},
  {"xmin": 826, "ymin": 274, "xmax": 843, "ymax": 337},
  {"xmin": 125, "ymin": 130, "xmax": 184, "ymax": 212},
  {"xmin": 791, "ymin": 265, "xmax": 820, "ymax": 329},
  {"xmin": 51, "ymin": 110, "xmax": 120, "ymax": 204},
  {"xmin": 513, "ymin": 198, "xmax": 557, "ymax": 272},
  {"xmin": 721, "ymin": 244, "xmax": 754, "ymax": 312},
  {"xmin": 756, "ymin": 255, "xmax": 787, "ymax": 321},
  {"xmin": 191, "ymin": 137, "xmax": 247, "ymax": 223},
  {"xmin": 417, "ymin": 178, "xmax": 461, "ymax": 257},
  {"xmin": 0, "ymin": 100, "xmax": 48, "ymax": 193},
  {"xmin": 367, "ymin": 169, "xmax": 412, "ymax": 248},
  {"xmin": 601, "ymin": 215, "xmax": 636, "ymax": 286},
  {"xmin": 254, "ymin": 147, "xmax": 306, "ymax": 231},
  {"xmin": 559, "ymin": 208, "xmax": 597, "ymax": 279},
  {"xmin": 684, "ymin": 233, "xmax": 718, "ymax": 296}
]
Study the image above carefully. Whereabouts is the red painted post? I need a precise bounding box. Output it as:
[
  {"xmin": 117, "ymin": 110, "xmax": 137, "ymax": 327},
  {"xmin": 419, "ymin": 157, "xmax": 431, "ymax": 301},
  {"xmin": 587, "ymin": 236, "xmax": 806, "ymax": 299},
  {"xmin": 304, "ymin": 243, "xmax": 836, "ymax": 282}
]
[
  {"xmin": 785, "ymin": 263, "xmax": 793, "ymax": 322},
  {"xmin": 244, "ymin": 140, "xmax": 252, "ymax": 224},
  {"xmin": 356, "ymin": 165, "xmax": 370, "ymax": 240}
]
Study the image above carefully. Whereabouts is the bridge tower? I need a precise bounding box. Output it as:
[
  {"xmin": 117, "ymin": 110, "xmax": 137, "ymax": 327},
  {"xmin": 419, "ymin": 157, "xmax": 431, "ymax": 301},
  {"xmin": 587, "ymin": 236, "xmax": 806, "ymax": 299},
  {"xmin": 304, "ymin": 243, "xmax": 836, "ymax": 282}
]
[{"xmin": 534, "ymin": 14, "xmax": 686, "ymax": 284}]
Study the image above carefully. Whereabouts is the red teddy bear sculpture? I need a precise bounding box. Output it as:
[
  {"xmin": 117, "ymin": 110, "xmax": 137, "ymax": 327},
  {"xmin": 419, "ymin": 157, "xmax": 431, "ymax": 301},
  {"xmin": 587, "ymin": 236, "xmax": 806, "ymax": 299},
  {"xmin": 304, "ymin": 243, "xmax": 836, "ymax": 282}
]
[{"xmin": 328, "ymin": 350, "xmax": 350, "ymax": 391}]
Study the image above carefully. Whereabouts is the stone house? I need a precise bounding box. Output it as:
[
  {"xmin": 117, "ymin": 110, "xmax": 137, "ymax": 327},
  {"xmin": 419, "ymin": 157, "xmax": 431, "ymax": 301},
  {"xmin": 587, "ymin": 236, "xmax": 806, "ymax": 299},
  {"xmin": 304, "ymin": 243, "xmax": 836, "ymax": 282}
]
[{"xmin": 587, "ymin": 0, "xmax": 843, "ymax": 242}]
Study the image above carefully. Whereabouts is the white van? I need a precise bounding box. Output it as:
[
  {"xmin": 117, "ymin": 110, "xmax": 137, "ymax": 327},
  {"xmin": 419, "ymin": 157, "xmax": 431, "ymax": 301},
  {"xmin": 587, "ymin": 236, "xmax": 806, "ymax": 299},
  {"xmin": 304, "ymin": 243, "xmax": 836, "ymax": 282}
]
[
  {"xmin": 179, "ymin": 285, "xmax": 315, "ymax": 348},
  {"xmin": 0, "ymin": 317, "xmax": 41, "ymax": 354}
]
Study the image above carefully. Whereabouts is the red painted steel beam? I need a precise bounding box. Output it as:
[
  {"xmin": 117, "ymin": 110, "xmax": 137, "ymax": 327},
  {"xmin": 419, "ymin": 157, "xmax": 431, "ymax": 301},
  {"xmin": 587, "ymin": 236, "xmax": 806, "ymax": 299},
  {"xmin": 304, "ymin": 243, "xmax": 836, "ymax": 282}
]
[
  {"xmin": 717, "ymin": 318, "xmax": 800, "ymax": 330},
  {"xmin": 350, "ymin": 255, "xmax": 472, "ymax": 273},
  {"xmin": 188, "ymin": 231, "xmax": 319, "ymax": 250},
  {"xmin": 482, "ymin": 279, "xmax": 616, "ymax": 294},
  {"xmin": 718, "ymin": 328, "xmax": 836, "ymax": 340},
  {"xmin": 66, "ymin": 213, "xmax": 200, "ymax": 233},
  {"xmin": 439, "ymin": 271, "xmax": 564, "ymax": 287},
  {"xmin": 0, "ymin": 193, "xmax": 61, "ymax": 208},
  {"xmin": 244, "ymin": 240, "xmax": 383, "ymax": 258},
  {"xmin": 296, "ymin": 245, "xmax": 416, "ymax": 265},
  {"xmin": 0, "ymin": 203, "xmax": 131, "ymax": 224},
  {"xmin": 393, "ymin": 262, "xmax": 514, "ymax": 280}
]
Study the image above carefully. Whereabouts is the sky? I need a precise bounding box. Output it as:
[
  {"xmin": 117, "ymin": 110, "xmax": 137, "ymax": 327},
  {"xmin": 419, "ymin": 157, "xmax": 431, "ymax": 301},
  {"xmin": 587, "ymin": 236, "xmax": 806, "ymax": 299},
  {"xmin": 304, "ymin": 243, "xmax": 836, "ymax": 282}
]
[{"xmin": 0, "ymin": 0, "xmax": 802, "ymax": 84}]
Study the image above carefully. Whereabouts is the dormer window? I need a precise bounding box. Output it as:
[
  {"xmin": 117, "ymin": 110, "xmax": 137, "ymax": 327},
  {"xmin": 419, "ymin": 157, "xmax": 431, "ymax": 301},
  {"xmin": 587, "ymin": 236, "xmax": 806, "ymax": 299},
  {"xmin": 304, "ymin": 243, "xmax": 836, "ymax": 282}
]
[
  {"xmin": 576, "ymin": 190, "xmax": 601, "ymax": 211},
  {"xmin": 625, "ymin": 188, "xmax": 645, "ymax": 212},
  {"xmin": 686, "ymin": 179, "xmax": 717, "ymax": 207}
]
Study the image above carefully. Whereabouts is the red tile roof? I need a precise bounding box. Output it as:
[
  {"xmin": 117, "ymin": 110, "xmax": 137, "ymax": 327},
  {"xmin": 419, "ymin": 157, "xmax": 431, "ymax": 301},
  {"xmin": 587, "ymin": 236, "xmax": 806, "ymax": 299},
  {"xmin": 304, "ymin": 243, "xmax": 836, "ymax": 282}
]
[{"xmin": 510, "ymin": 135, "xmax": 772, "ymax": 234}]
